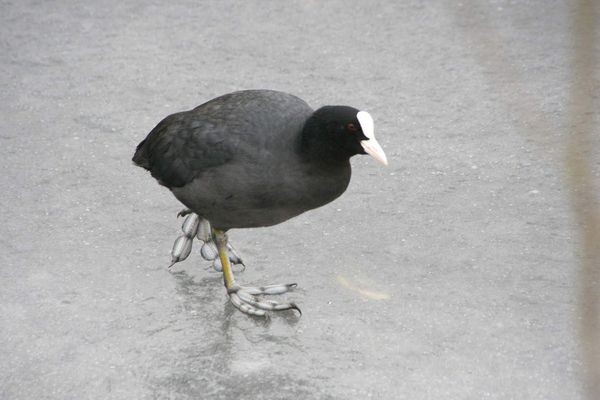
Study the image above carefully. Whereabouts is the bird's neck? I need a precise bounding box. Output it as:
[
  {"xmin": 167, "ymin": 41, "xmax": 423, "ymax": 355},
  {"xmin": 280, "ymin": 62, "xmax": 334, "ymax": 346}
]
[{"xmin": 299, "ymin": 118, "xmax": 352, "ymax": 165}]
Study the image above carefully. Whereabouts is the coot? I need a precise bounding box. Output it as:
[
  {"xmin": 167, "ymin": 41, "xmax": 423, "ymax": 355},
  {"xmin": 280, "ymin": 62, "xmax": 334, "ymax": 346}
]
[{"xmin": 133, "ymin": 90, "xmax": 387, "ymax": 316}]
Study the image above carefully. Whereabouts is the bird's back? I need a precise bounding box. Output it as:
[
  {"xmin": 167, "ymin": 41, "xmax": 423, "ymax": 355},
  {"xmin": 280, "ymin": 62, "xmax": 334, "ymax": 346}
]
[
  {"xmin": 133, "ymin": 90, "xmax": 312, "ymax": 187},
  {"xmin": 134, "ymin": 90, "xmax": 351, "ymax": 229}
]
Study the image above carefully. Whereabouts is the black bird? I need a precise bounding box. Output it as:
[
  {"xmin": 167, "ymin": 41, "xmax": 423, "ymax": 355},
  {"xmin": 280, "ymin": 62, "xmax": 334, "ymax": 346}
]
[{"xmin": 133, "ymin": 90, "xmax": 387, "ymax": 316}]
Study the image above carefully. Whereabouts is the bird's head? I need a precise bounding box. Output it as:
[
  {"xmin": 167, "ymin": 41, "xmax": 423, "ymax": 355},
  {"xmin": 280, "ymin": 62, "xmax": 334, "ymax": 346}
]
[{"xmin": 302, "ymin": 106, "xmax": 388, "ymax": 165}]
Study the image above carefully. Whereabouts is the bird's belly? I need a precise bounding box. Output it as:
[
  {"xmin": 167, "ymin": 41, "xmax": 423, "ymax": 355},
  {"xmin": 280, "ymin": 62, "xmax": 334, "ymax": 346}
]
[
  {"xmin": 201, "ymin": 206, "xmax": 307, "ymax": 229},
  {"xmin": 173, "ymin": 187, "xmax": 340, "ymax": 229},
  {"xmin": 170, "ymin": 162, "xmax": 350, "ymax": 230}
]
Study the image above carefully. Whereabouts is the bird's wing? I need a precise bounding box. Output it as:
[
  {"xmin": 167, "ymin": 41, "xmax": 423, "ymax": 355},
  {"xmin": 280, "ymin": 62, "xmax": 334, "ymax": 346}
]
[
  {"xmin": 133, "ymin": 111, "xmax": 235, "ymax": 188},
  {"xmin": 133, "ymin": 90, "xmax": 314, "ymax": 188}
]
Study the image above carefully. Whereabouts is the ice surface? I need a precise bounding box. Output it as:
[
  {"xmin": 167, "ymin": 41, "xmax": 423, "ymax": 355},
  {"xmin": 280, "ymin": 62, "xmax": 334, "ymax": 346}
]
[{"xmin": 1, "ymin": 1, "xmax": 597, "ymax": 399}]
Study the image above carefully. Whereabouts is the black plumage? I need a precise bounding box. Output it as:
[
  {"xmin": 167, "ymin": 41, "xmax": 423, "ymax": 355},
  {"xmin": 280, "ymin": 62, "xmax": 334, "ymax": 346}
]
[
  {"xmin": 133, "ymin": 89, "xmax": 387, "ymax": 316},
  {"xmin": 133, "ymin": 90, "xmax": 383, "ymax": 230}
]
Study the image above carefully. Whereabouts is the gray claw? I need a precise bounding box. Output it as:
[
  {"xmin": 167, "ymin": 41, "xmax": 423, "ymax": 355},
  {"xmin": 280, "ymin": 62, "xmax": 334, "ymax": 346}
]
[
  {"xmin": 200, "ymin": 240, "xmax": 219, "ymax": 261},
  {"xmin": 287, "ymin": 302, "xmax": 302, "ymax": 316},
  {"xmin": 230, "ymin": 292, "xmax": 266, "ymax": 317},
  {"xmin": 227, "ymin": 284, "xmax": 301, "ymax": 316},
  {"xmin": 169, "ymin": 235, "xmax": 193, "ymax": 268},
  {"xmin": 168, "ymin": 213, "xmax": 201, "ymax": 269},
  {"xmin": 181, "ymin": 214, "xmax": 200, "ymax": 237},
  {"xmin": 212, "ymin": 257, "xmax": 246, "ymax": 272},
  {"xmin": 177, "ymin": 209, "xmax": 192, "ymax": 218},
  {"xmin": 202, "ymin": 240, "xmax": 245, "ymax": 272},
  {"xmin": 241, "ymin": 283, "xmax": 297, "ymax": 295},
  {"xmin": 196, "ymin": 218, "xmax": 212, "ymax": 242},
  {"xmin": 226, "ymin": 243, "xmax": 244, "ymax": 265}
]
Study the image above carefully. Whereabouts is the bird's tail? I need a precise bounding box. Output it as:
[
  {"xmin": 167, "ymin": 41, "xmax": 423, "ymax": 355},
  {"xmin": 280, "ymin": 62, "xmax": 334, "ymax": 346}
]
[{"xmin": 132, "ymin": 138, "xmax": 151, "ymax": 170}]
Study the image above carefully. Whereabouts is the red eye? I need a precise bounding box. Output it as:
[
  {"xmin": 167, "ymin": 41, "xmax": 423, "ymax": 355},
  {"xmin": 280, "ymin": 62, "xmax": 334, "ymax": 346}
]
[{"xmin": 346, "ymin": 123, "xmax": 357, "ymax": 132}]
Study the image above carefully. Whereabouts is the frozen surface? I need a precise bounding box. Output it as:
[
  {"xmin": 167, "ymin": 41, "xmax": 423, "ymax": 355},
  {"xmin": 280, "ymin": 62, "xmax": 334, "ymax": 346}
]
[{"xmin": 1, "ymin": 1, "xmax": 598, "ymax": 399}]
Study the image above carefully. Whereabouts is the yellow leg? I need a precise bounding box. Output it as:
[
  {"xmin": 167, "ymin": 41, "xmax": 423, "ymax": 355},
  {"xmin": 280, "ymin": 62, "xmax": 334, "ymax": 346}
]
[
  {"xmin": 212, "ymin": 228, "xmax": 300, "ymax": 317},
  {"xmin": 213, "ymin": 229, "xmax": 235, "ymax": 289}
]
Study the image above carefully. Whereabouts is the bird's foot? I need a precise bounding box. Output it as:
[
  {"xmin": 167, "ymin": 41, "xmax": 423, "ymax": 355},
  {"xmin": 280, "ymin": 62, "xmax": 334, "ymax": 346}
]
[
  {"xmin": 212, "ymin": 228, "xmax": 301, "ymax": 318},
  {"xmin": 199, "ymin": 238, "xmax": 245, "ymax": 272},
  {"xmin": 227, "ymin": 283, "xmax": 300, "ymax": 317},
  {"xmin": 193, "ymin": 214, "xmax": 244, "ymax": 270},
  {"xmin": 169, "ymin": 213, "xmax": 244, "ymax": 271}
]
